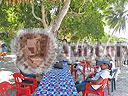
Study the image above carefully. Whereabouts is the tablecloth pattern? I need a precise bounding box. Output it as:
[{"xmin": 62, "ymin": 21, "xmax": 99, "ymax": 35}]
[{"xmin": 34, "ymin": 63, "xmax": 79, "ymax": 96}]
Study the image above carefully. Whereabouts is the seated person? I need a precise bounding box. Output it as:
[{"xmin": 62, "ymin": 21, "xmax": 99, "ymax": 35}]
[
  {"xmin": 75, "ymin": 60, "xmax": 111, "ymax": 92},
  {"xmin": 72, "ymin": 61, "xmax": 83, "ymax": 83}
]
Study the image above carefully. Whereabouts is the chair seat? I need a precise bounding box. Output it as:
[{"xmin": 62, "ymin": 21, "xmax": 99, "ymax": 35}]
[
  {"xmin": 0, "ymin": 81, "xmax": 31, "ymax": 96},
  {"xmin": 82, "ymin": 79, "xmax": 109, "ymax": 96},
  {"xmin": 13, "ymin": 73, "xmax": 38, "ymax": 93}
]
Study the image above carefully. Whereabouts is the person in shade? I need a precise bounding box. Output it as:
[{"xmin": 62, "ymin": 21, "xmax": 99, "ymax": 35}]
[
  {"xmin": 1, "ymin": 43, "xmax": 8, "ymax": 53},
  {"xmin": 75, "ymin": 60, "xmax": 111, "ymax": 92}
]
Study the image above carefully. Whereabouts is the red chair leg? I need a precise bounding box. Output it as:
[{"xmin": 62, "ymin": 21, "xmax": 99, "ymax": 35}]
[
  {"xmin": 82, "ymin": 65, "xmax": 86, "ymax": 80},
  {"xmin": 74, "ymin": 69, "xmax": 77, "ymax": 80},
  {"xmin": 100, "ymin": 91, "xmax": 104, "ymax": 96},
  {"xmin": 107, "ymin": 81, "xmax": 110, "ymax": 96},
  {"xmin": 71, "ymin": 64, "xmax": 74, "ymax": 75},
  {"xmin": 89, "ymin": 64, "xmax": 91, "ymax": 72},
  {"xmin": 82, "ymin": 91, "xmax": 85, "ymax": 96}
]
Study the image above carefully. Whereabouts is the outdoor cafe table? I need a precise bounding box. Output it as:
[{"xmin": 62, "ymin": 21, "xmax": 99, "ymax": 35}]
[{"xmin": 34, "ymin": 62, "xmax": 79, "ymax": 96}]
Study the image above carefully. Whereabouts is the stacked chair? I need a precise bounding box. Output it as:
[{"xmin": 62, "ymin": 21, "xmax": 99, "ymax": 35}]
[
  {"xmin": 13, "ymin": 72, "xmax": 38, "ymax": 95},
  {"xmin": 0, "ymin": 72, "xmax": 39, "ymax": 96},
  {"xmin": 0, "ymin": 81, "xmax": 31, "ymax": 96},
  {"xmin": 82, "ymin": 79, "xmax": 109, "ymax": 96}
]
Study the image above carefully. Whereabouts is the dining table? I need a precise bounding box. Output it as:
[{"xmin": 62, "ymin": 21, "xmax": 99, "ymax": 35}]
[{"xmin": 34, "ymin": 61, "xmax": 79, "ymax": 96}]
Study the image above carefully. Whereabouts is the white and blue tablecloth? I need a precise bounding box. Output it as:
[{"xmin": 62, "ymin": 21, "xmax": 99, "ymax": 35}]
[{"xmin": 34, "ymin": 63, "xmax": 79, "ymax": 96}]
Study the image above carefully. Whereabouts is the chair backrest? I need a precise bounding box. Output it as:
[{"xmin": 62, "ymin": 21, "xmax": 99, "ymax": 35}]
[
  {"xmin": 13, "ymin": 72, "xmax": 38, "ymax": 93},
  {"xmin": 0, "ymin": 81, "xmax": 11, "ymax": 96},
  {"xmin": 94, "ymin": 78, "xmax": 109, "ymax": 96},
  {"xmin": 0, "ymin": 79, "xmax": 32, "ymax": 96},
  {"xmin": 93, "ymin": 65, "xmax": 100, "ymax": 73},
  {"xmin": 86, "ymin": 60, "xmax": 91, "ymax": 64},
  {"xmin": 99, "ymin": 78, "xmax": 108, "ymax": 89},
  {"xmin": 110, "ymin": 68, "xmax": 118, "ymax": 78},
  {"xmin": 13, "ymin": 73, "xmax": 24, "ymax": 86},
  {"xmin": 84, "ymin": 78, "xmax": 109, "ymax": 96}
]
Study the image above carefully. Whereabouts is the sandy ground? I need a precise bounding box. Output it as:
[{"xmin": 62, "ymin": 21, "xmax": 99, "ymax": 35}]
[
  {"xmin": 111, "ymin": 65, "xmax": 128, "ymax": 96},
  {"xmin": 0, "ymin": 56, "xmax": 128, "ymax": 96},
  {"xmin": 0, "ymin": 56, "xmax": 19, "ymax": 83}
]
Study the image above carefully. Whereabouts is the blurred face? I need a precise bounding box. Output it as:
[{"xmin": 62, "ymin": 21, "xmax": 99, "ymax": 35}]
[{"xmin": 100, "ymin": 63, "xmax": 109, "ymax": 70}]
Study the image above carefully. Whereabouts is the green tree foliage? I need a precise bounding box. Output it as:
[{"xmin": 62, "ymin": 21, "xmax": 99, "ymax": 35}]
[
  {"xmin": 59, "ymin": 0, "xmax": 107, "ymax": 43},
  {"xmin": 0, "ymin": 4, "xmax": 19, "ymax": 31},
  {"xmin": 0, "ymin": 0, "xmax": 128, "ymax": 47},
  {"xmin": 104, "ymin": 0, "xmax": 128, "ymax": 33},
  {"xmin": 0, "ymin": 1, "xmax": 67, "ymax": 49},
  {"xmin": 59, "ymin": 0, "xmax": 128, "ymax": 43},
  {"xmin": 0, "ymin": 4, "xmax": 20, "ymax": 50}
]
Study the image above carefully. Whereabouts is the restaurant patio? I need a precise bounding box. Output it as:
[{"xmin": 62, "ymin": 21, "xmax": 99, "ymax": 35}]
[{"xmin": 0, "ymin": 0, "xmax": 128, "ymax": 96}]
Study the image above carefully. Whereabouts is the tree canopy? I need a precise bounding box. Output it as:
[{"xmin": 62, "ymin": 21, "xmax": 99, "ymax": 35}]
[{"xmin": 0, "ymin": 0, "xmax": 128, "ymax": 47}]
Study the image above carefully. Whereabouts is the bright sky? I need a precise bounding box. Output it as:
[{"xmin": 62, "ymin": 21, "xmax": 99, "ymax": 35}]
[{"xmin": 104, "ymin": 25, "xmax": 128, "ymax": 39}]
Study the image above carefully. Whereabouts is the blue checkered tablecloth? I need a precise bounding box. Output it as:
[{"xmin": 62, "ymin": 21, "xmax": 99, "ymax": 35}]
[{"xmin": 34, "ymin": 62, "xmax": 79, "ymax": 96}]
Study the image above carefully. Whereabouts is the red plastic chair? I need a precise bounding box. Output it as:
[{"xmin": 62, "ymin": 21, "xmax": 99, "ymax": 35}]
[
  {"xmin": 0, "ymin": 81, "xmax": 31, "ymax": 96},
  {"xmin": 86, "ymin": 66, "xmax": 100, "ymax": 81},
  {"xmin": 13, "ymin": 73, "xmax": 38, "ymax": 93},
  {"xmin": 0, "ymin": 81, "xmax": 11, "ymax": 96},
  {"xmin": 85, "ymin": 60, "xmax": 91, "ymax": 72},
  {"xmin": 80, "ymin": 61, "xmax": 87, "ymax": 80},
  {"xmin": 93, "ymin": 66, "xmax": 110, "ymax": 95},
  {"xmin": 93, "ymin": 65, "xmax": 100, "ymax": 73},
  {"xmin": 13, "ymin": 86, "xmax": 31, "ymax": 96},
  {"xmin": 82, "ymin": 78, "xmax": 109, "ymax": 96},
  {"xmin": 71, "ymin": 64, "xmax": 74, "ymax": 75},
  {"xmin": 71, "ymin": 64, "xmax": 77, "ymax": 80}
]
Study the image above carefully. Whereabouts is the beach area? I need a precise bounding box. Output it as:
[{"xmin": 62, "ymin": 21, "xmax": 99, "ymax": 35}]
[{"xmin": 0, "ymin": 56, "xmax": 128, "ymax": 96}]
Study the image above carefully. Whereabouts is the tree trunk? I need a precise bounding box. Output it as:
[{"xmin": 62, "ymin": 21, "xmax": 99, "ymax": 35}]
[
  {"xmin": 0, "ymin": 0, "xmax": 2, "ymax": 4},
  {"xmin": 11, "ymin": 0, "xmax": 71, "ymax": 74},
  {"xmin": 51, "ymin": 0, "xmax": 71, "ymax": 36}
]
